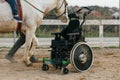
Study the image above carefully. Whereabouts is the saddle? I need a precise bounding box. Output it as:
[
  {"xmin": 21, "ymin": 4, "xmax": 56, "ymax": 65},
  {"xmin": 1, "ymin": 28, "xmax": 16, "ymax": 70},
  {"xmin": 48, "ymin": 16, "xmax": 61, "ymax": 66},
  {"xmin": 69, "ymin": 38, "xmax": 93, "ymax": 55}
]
[
  {"xmin": 1, "ymin": 0, "xmax": 23, "ymax": 32},
  {"xmin": 17, "ymin": 0, "xmax": 23, "ymax": 32}
]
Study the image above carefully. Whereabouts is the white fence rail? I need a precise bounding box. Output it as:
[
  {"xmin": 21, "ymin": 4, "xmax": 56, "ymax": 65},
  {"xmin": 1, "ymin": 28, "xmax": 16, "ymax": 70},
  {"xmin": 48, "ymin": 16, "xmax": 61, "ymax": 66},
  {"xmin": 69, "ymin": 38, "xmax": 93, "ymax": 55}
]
[
  {"xmin": 0, "ymin": 37, "xmax": 119, "ymax": 47},
  {"xmin": 42, "ymin": 19, "xmax": 120, "ymax": 47},
  {"xmin": 42, "ymin": 19, "xmax": 120, "ymax": 25},
  {"xmin": 10, "ymin": 19, "xmax": 120, "ymax": 48}
]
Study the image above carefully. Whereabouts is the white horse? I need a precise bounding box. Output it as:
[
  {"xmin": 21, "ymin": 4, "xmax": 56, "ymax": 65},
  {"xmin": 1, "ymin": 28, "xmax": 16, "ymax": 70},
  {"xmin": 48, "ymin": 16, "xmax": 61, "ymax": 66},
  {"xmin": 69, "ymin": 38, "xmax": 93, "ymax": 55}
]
[{"xmin": 0, "ymin": 0, "xmax": 68, "ymax": 66}]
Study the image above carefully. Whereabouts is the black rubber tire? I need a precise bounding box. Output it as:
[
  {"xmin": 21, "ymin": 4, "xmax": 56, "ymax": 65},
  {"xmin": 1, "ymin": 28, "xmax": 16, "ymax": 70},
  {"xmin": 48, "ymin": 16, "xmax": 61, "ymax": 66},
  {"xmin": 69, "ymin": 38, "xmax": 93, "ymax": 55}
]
[
  {"xmin": 42, "ymin": 64, "xmax": 49, "ymax": 71},
  {"xmin": 61, "ymin": 68, "xmax": 69, "ymax": 74},
  {"xmin": 70, "ymin": 42, "xmax": 93, "ymax": 72}
]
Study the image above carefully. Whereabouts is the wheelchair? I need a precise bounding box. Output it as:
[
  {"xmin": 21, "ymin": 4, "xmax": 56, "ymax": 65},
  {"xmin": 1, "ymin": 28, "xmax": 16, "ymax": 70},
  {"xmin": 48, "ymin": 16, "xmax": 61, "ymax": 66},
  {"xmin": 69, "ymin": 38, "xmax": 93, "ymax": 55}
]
[{"xmin": 42, "ymin": 7, "xmax": 93, "ymax": 74}]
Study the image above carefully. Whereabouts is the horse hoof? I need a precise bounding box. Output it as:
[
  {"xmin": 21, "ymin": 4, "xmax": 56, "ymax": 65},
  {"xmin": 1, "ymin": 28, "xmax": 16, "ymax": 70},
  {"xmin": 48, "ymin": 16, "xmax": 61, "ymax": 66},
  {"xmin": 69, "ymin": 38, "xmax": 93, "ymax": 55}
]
[
  {"xmin": 22, "ymin": 60, "xmax": 33, "ymax": 67},
  {"xmin": 30, "ymin": 55, "xmax": 38, "ymax": 63},
  {"xmin": 26, "ymin": 63, "xmax": 33, "ymax": 67}
]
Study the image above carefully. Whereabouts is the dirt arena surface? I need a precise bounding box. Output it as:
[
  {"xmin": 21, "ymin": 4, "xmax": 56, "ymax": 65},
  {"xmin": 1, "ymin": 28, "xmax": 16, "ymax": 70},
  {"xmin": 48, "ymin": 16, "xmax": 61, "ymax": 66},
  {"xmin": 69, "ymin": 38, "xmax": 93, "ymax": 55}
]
[{"xmin": 0, "ymin": 48, "xmax": 120, "ymax": 80}]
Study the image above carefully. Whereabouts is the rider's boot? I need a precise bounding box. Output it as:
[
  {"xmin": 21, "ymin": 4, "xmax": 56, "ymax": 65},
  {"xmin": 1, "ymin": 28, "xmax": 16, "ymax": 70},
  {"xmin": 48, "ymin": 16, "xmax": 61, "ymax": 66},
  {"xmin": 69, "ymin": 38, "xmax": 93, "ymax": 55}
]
[
  {"xmin": 5, "ymin": 54, "xmax": 16, "ymax": 63},
  {"xmin": 14, "ymin": 14, "xmax": 22, "ymax": 23}
]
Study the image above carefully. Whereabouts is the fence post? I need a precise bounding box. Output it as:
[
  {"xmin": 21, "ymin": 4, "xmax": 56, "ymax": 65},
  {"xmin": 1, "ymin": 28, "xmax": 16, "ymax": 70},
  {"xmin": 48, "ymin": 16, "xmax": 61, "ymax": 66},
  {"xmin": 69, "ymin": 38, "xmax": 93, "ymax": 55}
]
[{"xmin": 99, "ymin": 20, "xmax": 103, "ymax": 48}]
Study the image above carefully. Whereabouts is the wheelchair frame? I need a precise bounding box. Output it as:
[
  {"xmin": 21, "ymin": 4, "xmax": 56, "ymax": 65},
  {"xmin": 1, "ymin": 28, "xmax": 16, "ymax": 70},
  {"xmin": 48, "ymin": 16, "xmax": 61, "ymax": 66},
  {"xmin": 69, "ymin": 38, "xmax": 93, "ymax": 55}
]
[{"xmin": 42, "ymin": 7, "xmax": 94, "ymax": 74}]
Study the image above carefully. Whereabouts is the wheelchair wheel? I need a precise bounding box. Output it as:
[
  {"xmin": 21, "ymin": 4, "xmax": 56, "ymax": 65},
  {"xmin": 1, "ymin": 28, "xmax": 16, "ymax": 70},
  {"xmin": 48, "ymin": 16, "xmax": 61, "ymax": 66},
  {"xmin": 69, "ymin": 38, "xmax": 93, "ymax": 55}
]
[
  {"xmin": 70, "ymin": 42, "xmax": 93, "ymax": 72},
  {"xmin": 61, "ymin": 67, "xmax": 69, "ymax": 74},
  {"xmin": 42, "ymin": 64, "xmax": 49, "ymax": 71}
]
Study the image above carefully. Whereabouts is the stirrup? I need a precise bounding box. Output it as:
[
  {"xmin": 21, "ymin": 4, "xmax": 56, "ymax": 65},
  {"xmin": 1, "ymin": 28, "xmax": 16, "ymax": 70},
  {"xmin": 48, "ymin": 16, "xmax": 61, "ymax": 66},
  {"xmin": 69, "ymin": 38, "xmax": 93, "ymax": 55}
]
[{"xmin": 14, "ymin": 15, "xmax": 22, "ymax": 23}]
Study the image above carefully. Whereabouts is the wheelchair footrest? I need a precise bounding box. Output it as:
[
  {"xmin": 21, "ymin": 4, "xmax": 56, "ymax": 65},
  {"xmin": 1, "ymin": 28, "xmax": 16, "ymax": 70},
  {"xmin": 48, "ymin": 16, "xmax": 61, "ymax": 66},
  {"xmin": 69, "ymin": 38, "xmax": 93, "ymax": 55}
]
[{"xmin": 42, "ymin": 58, "xmax": 70, "ymax": 66}]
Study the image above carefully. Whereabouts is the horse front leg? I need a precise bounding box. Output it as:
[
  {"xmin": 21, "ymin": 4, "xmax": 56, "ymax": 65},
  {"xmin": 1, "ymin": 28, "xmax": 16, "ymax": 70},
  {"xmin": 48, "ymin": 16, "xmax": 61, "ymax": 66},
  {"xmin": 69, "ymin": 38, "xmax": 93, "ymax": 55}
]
[
  {"xmin": 29, "ymin": 35, "xmax": 39, "ymax": 62},
  {"xmin": 23, "ymin": 29, "xmax": 35, "ymax": 66}
]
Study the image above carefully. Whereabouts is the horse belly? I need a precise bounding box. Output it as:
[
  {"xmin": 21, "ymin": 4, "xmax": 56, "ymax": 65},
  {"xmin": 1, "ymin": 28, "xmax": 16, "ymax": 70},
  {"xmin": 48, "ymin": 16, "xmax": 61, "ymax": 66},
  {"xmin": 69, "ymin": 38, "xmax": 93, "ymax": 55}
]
[
  {"xmin": 0, "ymin": 2, "xmax": 17, "ymax": 33},
  {"xmin": 0, "ymin": 20, "xmax": 17, "ymax": 33}
]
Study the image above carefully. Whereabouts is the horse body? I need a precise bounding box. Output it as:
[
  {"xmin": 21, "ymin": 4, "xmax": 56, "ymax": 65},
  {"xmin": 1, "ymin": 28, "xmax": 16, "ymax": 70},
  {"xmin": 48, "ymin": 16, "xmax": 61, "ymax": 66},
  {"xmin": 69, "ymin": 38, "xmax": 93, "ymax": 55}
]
[
  {"xmin": 0, "ymin": 0, "xmax": 66, "ymax": 32},
  {"xmin": 0, "ymin": 0, "xmax": 67, "ymax": 65}
]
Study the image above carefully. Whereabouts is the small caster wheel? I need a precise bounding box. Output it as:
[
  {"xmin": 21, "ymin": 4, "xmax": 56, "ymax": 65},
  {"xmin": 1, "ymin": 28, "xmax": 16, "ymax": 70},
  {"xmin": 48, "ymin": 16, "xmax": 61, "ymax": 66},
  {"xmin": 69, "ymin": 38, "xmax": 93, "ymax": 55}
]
[
  {"xmin": 42, "ymin": 64, "xmax": 49, "ymax": 71},
  {"xmin": 61, "ymin": 68, "xmax": 69, "ymax": 74}
]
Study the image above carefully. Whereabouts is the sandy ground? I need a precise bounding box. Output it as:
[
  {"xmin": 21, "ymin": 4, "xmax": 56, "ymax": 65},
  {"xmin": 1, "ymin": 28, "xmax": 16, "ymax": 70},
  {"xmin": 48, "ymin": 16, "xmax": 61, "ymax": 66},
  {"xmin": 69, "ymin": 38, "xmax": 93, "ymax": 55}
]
[{"xmin": 0, "ymin": 48, "xmax": 120, "ymax": 80}]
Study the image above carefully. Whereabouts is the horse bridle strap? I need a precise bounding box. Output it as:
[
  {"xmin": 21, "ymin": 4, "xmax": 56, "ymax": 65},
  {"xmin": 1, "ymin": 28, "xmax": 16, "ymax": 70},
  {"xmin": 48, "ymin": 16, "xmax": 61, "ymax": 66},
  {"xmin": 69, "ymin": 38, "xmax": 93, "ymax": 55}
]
[
  {"xmin": 24, "ymin": 0, "xmax": 45, "ymax": 14},
  {"xmin": 24, "ymin": 0, "xmax": 67, "ymax": 18},
  {"xmin": 56, "ymin": 0, "xmax": 67, "ymax": 10},
  {"xmin": 56, "ymin": 0, "xmax": 68, "ymax": 18}
]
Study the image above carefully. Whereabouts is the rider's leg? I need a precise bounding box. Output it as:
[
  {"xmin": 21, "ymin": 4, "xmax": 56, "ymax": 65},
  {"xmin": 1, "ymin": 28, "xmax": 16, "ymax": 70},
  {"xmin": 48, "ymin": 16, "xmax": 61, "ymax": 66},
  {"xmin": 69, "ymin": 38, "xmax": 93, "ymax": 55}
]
[
  {"xmin": 5, "ymin": 32, "xmax": 25, "ymax": 62},
  {"xmin": 7, "ymin": 32, "xmax": 25, "ymax": 57},
  {"xmin": 6, "ymin": 0, "xmax": 22, "ymax": 23}
]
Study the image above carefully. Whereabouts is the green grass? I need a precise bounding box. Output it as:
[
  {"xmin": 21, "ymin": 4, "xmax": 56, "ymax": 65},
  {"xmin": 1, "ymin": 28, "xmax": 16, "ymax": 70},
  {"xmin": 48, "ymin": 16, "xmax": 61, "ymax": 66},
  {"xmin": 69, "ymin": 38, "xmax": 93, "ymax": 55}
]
[{"xmin": 104, "ymin": 32, "xmax": 118, "ymax": 37}]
